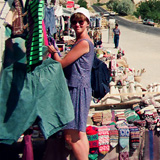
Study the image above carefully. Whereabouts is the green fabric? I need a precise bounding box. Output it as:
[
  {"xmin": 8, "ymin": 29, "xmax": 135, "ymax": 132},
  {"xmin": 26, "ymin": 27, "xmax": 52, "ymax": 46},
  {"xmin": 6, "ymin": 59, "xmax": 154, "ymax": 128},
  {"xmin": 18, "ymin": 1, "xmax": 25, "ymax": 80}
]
[
  {"xmin": 89, "ymin": 154, "xmax": 98, "ymax": 160},
  {"xmin": 87, "ymin": 134, "xmax": 98, "ymax": 141},
  {"xmin": 0, "ymin": 58, "xmax": 74, "ymax": 144},
  {"xmin": 124, "ymin": 109, "xmax": 140, "ymax": 122}
]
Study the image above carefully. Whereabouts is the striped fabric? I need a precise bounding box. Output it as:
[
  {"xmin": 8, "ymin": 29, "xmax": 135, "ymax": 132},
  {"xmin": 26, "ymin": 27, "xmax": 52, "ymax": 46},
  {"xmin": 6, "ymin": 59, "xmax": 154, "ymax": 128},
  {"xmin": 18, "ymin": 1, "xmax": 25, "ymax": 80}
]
[
  {"xmin": 144, "ymin": 130, "xmax": 160, "ymax": 160},
  {"xmin": 25, "ymin": 0, "xmax": 44, "ymax": 72}
]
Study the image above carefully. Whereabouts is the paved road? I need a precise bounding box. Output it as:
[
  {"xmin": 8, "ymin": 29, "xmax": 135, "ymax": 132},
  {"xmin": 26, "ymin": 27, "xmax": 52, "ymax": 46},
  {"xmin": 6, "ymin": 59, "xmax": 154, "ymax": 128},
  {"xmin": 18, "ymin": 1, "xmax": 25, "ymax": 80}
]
[{"xmin": 101, "ymin": 26, "xmax": 160, "ymax": 88}]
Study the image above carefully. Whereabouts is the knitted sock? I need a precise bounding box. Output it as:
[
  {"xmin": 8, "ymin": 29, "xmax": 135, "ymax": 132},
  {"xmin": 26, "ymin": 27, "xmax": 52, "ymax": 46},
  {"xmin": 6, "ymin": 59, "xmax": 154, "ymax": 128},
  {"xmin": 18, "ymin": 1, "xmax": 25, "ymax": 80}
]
[
  {"xmin": 86, "ymin": 126, "xmax": 98, "ymax": 160},
  {"xmin": 145, "ymin": 117, "xmax": 156, "ymax": 130},
  {"xmin": 124, "ymin": 109, "xmax": 140, "ymax": 122},
  {"xmin": 119, "ymin": 151, "xmax": 129, "ymax": 160},
  {"xmin": 132, "ymin": 103, "xmax": 141, "ymax": 113},
  {"xmin": 92, "ymin": 112, "xmax": 103, "ymax": 126},
  {"xmin": 116, "ymin": 121, "xmax": 129, "ymax": 149},
  {"xmin": 119, "ymin": 144, "xmax": 129, "ymax": 160},
  {"xmin": 98, "ymin": 126, "xmax": 110, "ymax": 155},
  {"xmin": 129, "ymin": 126, "xmax": 140, "ymax": 149},
  {"xmin": 102, "ymin": 110, "xmax": 112, "ymax": 125},
  {"xmin": 134, "ymin": 120, "xmax": 146, "ymax": 127},
  {"xmin": 108, "ymin": 125, "xmax": 118, "ymax": 148}
]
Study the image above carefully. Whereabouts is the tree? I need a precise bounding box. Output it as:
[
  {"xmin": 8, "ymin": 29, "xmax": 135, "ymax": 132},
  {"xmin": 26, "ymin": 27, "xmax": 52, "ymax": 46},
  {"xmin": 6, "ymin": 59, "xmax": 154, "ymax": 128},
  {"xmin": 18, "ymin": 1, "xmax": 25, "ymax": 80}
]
[
  {"xmin": 77, "ymin": 0, "xmax": 88, "ymax": 8},
  {"xmin": 116, "ymin": 0, "xmax": 135, "ymax": 15},
  {"xmin": 106, "ymin": 0, "xmax": 119, "ymax": 11},
  {"xmin": 134, "ymin": 0, "xmax": 160, "ymax": 22}
]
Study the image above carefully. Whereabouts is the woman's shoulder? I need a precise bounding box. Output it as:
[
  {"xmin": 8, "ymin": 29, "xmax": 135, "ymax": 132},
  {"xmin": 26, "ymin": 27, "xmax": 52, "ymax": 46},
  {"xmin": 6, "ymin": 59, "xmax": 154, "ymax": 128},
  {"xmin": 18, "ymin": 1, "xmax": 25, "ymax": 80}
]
[{"xmin": 76, "ymin": 38, "xmax": 94, "ymax": 46}]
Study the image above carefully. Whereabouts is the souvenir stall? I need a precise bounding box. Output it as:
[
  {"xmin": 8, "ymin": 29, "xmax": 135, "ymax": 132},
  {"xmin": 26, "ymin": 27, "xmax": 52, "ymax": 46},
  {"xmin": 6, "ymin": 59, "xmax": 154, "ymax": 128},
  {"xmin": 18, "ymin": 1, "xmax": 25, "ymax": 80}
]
[
  {"xmin": 86, "ymin": 48, "xmax": 160, "ymax": 160},
  {"xmin": 0, "ymin": 0, "xmax": 74, "ymax": 159}
]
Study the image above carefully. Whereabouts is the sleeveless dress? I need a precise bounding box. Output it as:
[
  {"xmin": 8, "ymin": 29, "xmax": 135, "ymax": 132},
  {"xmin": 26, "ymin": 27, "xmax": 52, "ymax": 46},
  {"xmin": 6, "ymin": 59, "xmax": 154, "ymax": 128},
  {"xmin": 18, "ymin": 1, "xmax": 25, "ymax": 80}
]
[{"xmin": 63, "ymin": 39, "xmax": 94, "ymax": 132}]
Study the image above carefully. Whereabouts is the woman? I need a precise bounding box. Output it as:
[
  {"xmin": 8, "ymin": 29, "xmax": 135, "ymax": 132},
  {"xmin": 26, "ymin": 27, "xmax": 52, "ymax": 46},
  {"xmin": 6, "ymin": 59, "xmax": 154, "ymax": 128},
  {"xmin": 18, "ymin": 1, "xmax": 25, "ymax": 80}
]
[{"xmin": 48, "ymin": 7, "xmax": 94, "ymax": 160}]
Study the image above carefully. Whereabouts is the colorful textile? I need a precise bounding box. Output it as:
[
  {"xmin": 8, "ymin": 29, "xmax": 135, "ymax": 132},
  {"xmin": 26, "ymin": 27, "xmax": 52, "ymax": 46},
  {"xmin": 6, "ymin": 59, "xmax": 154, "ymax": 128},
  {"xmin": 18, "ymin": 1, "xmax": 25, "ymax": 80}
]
[
  {"xmin": 42, "ymin": 20, "xmax": 48, "ymax": 46},
  {"xmin": 22, "ymin": 135, "xmax": 34, "ymax": 160},
  {"xmin": 134, "ymin": 120, "xmax": 146, "ymax": 127},
  {"xmin": 129, "ymin": 126, "xmax": 140, "ymax": 149},
  {"xmin": 116, "ymin": 121, "xmax": 129, "ymax": 149},
  {"xmin": 119, "ymin": 151, "xmax": 129, "ymax": 160},
  {"xmin": 102, "ymin": 110, "xmax": 114, "ymax": 125},
  {"xmin": 115, "ymin": 111, "xmax": 126, "ymax": 121},
  {"xmin": 145, "ymin": 117, "xmax": 156, "ymax": 131},
  {"xmin": 108, "ymin": 125, "xmax": 118, "ymax": 148},
  {"xmin": 132, "ymin": 103, "xmax": 141, "ymax": 113},
  {"xmin": 48, "ymin": 36, "xmax": 61, "ymax": 57},
  {"xmin": 124, "ymin": 109, "xmax": 140, "ymax": 122},
  {"xmin": 98, "ymin": 126, "xmax": 110, "ymax": 155},
  {"xmin": 92, "ymin": 112, "xmax": 103, "ymax": 126},
  {"xmin": 12, "ymin": 0, "xmax": 24, "ymax": 36},
  {"xmin": 86, "ymin": 126, "xmax": 98, "ymax": 160},
  {"xmin": 119, "ymin": 144, "xmax": 129, "ymax": 160},
  {"xmin": 25, "ymin": 0, "xmax": 44, "ymax": 72}
]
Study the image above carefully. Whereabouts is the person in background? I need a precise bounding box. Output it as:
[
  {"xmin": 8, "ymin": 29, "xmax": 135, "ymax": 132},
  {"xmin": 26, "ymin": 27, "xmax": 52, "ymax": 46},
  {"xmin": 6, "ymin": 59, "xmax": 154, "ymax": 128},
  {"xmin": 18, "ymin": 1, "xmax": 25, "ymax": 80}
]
[
  {"xmin": 48, "ymin": 7, "xmax": 94, "ymax": 160},
  {"xmin": 112, "ymin": 23, "xmax": 121, "ymax": 49}
]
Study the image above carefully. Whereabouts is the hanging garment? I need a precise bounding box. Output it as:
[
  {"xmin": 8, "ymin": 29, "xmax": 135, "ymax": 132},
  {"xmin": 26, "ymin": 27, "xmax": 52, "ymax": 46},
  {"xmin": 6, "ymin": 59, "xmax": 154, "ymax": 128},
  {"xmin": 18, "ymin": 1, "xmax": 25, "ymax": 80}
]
[
  {"xmin": 0, "ymin": 58, "xmax": 74, "ymax": 145},
  {"xmin": 0, "ymin": 0, "xmax": 14, "ymax": 76},
  {"xmin": 44, "ymin": 5, "xmax": 57, "ymax": 36},
  {"xmin": 12, "ymin": 0, "xmax": 24, "ymax": 36},
  {"xmin": 25, "ymin": 0, "xmax": 44, "ymax": 72},
  {"xmin": 3, "ymin": 27, "xmax": 26, "ymax": 69},
  {"xmin": 22, "ymin": 135, "xmax": 34, "ymax": 160}
]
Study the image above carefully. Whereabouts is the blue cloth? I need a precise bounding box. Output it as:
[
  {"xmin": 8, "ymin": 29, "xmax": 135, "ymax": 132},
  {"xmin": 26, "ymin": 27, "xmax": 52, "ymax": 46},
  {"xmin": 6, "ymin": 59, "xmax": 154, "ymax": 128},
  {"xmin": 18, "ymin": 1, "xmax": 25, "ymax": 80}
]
[
  {"xmin": 63, "ymin": 39, "xmax": 94, "ymax": 132},
  {"xmin": 114, "ymin": 34, "xmax": 119, "ymax": 48},
  {"xmin": 44, "ymin": 6, "xmax": 57, "ymax": 36}
]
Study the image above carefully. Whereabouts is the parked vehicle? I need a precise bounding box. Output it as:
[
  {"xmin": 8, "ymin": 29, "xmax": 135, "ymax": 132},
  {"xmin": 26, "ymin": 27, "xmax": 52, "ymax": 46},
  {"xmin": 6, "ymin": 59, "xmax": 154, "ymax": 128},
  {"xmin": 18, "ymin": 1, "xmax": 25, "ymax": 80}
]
[
  {"xmin": 110, "ymin": 11, "xmax": 116, "ymax": 16},
  {"xmin": 103, "ymin": 12, "xmax": 110, "ymax": 17},
  {"xmin": 143, "ymin": 18, "xmax": 155, "ymax": 26}
]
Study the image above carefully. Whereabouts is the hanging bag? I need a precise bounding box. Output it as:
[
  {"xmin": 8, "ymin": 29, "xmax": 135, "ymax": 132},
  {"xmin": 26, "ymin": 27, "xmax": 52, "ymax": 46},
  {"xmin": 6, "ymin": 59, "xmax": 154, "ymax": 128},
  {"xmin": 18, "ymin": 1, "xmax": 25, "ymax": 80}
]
[{"xmin": 91, "ymin": 54, "xmax": 110, "ymax": 100}]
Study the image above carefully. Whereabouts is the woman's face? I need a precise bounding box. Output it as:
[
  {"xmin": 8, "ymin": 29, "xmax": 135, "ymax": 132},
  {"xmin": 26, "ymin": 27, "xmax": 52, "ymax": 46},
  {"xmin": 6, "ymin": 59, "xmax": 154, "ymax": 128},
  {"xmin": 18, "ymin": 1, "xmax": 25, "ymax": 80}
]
[{"xmin": 71, "ymin": 14, "xmax": 89, "ymax": 34}]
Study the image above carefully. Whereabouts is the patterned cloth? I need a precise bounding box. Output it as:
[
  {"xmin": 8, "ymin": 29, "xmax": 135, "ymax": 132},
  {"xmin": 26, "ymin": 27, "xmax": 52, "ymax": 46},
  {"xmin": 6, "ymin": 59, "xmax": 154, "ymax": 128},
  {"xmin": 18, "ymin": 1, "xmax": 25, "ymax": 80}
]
[
  {"xmin": 116, "ymin": 121, "xmax": 129, "ymax": 149},
  {"xmin": 102, "ymin": 110, "xmax": 114, "ymax": 125},
  {"xmin": 124, "ymin": 109, "xmax": 140, "ymax": 122},
  {"xmin": 12, "ymin": 0, "xmax": 24, "ymax": 36},
  {"xmin": 86, "ymin": 126, "xmax": 99, "ymax": 160},
  {"xmin": 108, "ymin": 125, "xmax": 119, "ymax": 148},
  {"xmin": 92, "ymin": 112, "xmax": 103, "ymax": 126},
  {"xmin": 129, "ymin": 126, "xmax": 140, "ymax": 149},
  {"xmin": 98, "ymin": 126, "xmax": 110, "ymax": 155}
]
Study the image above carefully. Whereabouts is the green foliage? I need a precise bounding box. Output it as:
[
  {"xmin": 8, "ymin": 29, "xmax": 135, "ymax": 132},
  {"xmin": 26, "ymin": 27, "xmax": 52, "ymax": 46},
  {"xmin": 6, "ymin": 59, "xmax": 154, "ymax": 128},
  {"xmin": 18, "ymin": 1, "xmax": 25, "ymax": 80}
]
[
  {"xmin": 106, "ymin": 0, "xmax": 135, "ymax": 15},
  {"xmin": 116, "ymin": 0, "xmax": 135, "ymax": 15},
  {"xmin": 134, "ymin": 0, "xmax": 160, "ymax": 23},
  {"xmin": 106, "ymin": 0, "xmax": 118, "ymax": 10},
  {"xmin": 77, "ymin": 0, "xmax": 87, "ymax": 8}
]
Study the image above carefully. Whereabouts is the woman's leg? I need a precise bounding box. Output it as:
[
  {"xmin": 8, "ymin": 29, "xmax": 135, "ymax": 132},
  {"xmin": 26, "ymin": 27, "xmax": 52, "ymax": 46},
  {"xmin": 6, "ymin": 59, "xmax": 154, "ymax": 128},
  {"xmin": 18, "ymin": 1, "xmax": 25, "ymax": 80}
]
[{"xmin": 64, "ymin": 129, "xmax": 89, "ymax": 160}]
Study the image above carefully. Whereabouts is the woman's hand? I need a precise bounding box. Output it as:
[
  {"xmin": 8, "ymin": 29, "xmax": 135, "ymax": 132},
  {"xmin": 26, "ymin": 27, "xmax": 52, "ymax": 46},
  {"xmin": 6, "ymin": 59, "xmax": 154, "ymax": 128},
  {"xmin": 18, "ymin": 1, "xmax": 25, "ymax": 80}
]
[{"xmin": 48, "ymin": 45, "xmax": 57, "ymax": 55}]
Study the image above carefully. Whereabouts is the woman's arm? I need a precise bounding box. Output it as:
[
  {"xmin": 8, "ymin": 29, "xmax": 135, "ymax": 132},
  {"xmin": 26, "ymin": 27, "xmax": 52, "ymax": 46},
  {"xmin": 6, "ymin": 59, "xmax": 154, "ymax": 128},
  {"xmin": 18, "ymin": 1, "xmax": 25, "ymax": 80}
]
[{"xmin": 48, "ymin": 40, "xmax": 90, "ymax": 68}]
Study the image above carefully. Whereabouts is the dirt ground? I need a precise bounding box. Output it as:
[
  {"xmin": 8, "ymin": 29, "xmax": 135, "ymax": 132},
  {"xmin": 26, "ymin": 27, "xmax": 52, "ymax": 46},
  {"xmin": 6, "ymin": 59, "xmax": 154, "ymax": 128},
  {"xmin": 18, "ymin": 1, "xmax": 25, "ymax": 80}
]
[{"xmin": 101, "ymin": 26, "xmax": 160, "ymax": 89}]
